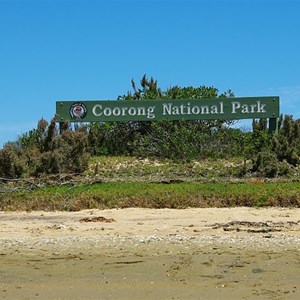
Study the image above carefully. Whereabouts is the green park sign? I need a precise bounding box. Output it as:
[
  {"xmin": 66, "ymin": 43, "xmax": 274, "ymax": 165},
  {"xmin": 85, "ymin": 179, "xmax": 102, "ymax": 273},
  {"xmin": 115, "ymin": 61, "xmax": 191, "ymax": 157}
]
[
  {"xmin": 56, "ymin": 97, "xmax": 279, "ymax": 122},
  {"xmin": 56, "ymin": 97, "xmax": 279, "ymax": 129}
]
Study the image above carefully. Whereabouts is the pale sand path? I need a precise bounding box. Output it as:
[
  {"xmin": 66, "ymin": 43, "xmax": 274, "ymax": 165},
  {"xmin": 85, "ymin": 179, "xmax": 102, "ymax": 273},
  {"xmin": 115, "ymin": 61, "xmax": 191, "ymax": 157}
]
[{"xmin": 0, "ymin": 207, "xmax": 299, "ymax": 299}]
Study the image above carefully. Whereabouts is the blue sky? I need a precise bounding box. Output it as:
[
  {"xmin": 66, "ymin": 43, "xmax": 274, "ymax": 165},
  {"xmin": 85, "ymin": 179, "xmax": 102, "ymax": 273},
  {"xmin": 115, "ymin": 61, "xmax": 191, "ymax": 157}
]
[{"xmin": 1, "ymin": 0, "xmax": 300, "ymax": 147}]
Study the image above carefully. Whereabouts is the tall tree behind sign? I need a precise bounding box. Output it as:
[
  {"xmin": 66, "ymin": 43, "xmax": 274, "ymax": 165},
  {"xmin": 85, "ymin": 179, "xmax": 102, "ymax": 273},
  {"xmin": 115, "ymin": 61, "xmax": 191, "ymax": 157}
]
[{"xmin": 88, "ymin": 74, "xmax": 239, "ymax": 161}]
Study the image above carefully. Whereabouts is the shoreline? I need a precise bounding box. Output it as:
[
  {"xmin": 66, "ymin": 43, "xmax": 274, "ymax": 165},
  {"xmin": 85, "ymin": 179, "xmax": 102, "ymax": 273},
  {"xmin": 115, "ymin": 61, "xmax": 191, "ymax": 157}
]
[{"xmin": 1, "ymin": 207, "xmax": 300, "ymax": 299}]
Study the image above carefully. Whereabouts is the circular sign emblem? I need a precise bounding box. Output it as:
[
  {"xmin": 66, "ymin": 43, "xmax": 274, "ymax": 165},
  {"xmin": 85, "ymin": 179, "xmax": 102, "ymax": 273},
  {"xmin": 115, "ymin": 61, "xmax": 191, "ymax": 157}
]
[{"xmin": 70, "ymin": 102, "xmax": 87, "ymax": 119}]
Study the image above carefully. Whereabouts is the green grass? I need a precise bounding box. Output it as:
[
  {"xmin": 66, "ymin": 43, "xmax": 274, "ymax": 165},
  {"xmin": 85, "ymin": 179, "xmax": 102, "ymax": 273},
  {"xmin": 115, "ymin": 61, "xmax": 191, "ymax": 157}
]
[
  {"xmin": 1, "ymin": 156, "xmax": 300, "ymax": 211},
  {"xmin": 1, "ymin": 181, "xmax": 300, "ymax": 211}
]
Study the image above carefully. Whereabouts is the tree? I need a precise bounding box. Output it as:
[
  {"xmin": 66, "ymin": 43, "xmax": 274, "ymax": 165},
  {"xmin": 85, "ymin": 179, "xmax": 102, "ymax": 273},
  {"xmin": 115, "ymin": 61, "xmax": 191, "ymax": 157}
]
[{"xmin": 87, "ymin": 74, "xmax": 241, "ymax": 161}]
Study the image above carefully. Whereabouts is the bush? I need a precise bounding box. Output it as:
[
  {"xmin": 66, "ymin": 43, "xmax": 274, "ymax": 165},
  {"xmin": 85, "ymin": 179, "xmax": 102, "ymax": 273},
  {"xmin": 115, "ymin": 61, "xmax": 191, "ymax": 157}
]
[
  {"xmin": 0, "ymin": 143, "xmax": 27, "ymax": 178},
  {"xmin": 271, "ymin": 115, "xmax": 300, "ymax": 166},
  {"xmin": 0, "ymin": 117, "xmax": 90, "ymax": 178},
  {"xmin": 2, "ymin": 76, "xmax": 300, "ymax": 179},
  {"xmin": 130, "ymin": 122, "xmax": 245, "ymax": 162},
  {"xmin": 84, "ymin": 75, "xmax": 238, "ymax": 160},
  {"xmin": 54, "ymin": 130, "xmax": 90, "ymax": 173},
  {"xmin": 252, "ymin": 151, "xmax": 279, "ymax": 178}
]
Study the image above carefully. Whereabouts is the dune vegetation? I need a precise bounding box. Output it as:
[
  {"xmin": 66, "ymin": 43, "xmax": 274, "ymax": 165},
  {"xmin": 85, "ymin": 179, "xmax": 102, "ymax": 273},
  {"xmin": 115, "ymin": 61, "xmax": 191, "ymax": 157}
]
[{"xmin": 1, "ymin": 76, "xmax": 300, "ymax": 210}]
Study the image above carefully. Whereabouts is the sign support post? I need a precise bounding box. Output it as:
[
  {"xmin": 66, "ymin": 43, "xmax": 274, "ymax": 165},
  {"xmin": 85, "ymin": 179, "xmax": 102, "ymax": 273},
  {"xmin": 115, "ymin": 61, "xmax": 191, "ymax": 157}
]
[{"xmin": 268, "ymin": 117, "xmax": 278, "ymax": 134}]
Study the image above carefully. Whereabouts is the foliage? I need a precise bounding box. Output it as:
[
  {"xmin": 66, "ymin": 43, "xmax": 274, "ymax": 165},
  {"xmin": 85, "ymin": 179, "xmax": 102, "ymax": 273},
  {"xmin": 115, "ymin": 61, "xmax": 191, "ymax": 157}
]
[
  {"xmin": 1, "ymin": 75, "xmax": 300, "ymax": 180},
  {"xmin": 246, "ymin": 115, "xmax": 300, "ymax": 177},
  {"xmin": 0, "ymin": 143, "xmax": 27, "ymax": 178},
  {"xmin": 86, "ymin": 74, "xmax": 240, "ymax": 161},
  {"xmin": 130, "ymin": 122, "xmax": 245, "ymax": 162},
  {"xmin": 0, "ymin": 117, "xmax": 90, "ymax": 178},
  {"xmin": 272, "ymin": 115, "xmax": 300, "ymax": 166},
  {"xmin": 1, "ymin": 181, "xmax": 300, "ymax": 211}
]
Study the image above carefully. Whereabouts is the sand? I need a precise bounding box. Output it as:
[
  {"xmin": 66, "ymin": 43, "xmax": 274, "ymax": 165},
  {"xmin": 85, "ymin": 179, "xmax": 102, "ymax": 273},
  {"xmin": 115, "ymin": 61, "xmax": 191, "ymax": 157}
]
[{"xmin": 0, "ymin": 207, "xmax": 299, "ymax": 299}]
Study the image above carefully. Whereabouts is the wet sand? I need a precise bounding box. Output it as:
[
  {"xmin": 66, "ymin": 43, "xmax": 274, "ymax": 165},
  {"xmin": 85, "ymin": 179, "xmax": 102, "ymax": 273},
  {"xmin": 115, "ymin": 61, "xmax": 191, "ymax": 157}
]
[{"xmin": 0, "ymin": 207, "xmax": 299, "ymax": 299}]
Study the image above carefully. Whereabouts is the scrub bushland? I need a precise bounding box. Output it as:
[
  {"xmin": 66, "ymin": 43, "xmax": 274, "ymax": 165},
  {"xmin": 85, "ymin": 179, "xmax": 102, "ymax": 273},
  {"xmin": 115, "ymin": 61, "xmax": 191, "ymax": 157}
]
[
  {"xmin": 0, "ymin": 117, "xmax": 90, "ymax": 177},
  {"xmin": 0, "ymin": 75, "xmax": 300, "ymax": 180}
]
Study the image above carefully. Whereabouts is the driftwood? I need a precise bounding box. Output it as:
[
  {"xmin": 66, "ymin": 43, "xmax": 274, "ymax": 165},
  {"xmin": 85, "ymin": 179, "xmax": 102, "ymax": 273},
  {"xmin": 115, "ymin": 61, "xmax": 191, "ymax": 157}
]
[
  {"xmin": 79, "ymin": 216, "xmax": 116, "ymax": 223},
  {"xmin": 0, "ymin": 174, "xmax": 103, "ymax": 193},
  {"xmin": 210, "ymin": 220, "xmax": 300, "ymax": 233}
]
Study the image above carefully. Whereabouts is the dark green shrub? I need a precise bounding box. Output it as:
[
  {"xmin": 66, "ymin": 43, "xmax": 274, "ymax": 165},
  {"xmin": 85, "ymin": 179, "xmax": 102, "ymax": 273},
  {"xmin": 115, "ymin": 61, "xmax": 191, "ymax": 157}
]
[
  {"xmin": 1, "ymin": 117, "xmax": 90, "ymax": 178},
  {"xmin": 0, "ymin": 143, "xmax": 27, "ymax": 178},
  {"xmin": 252, "ymin": 151, "xmax": 279, "ymax": 178},
  {"xmin": 55, "ymin": 130, "xmax": 90, "ymax": 173},
  {"xmin": 33, "ymin": 130, "xmax": 90, "ymax": 175},
  {"xmin": 84, "ymin": 75, "xmax": 239, "ymax": 161},
  {"xmin": 271, "ymin": 115, "xmax": 300, "ymax": 166}
]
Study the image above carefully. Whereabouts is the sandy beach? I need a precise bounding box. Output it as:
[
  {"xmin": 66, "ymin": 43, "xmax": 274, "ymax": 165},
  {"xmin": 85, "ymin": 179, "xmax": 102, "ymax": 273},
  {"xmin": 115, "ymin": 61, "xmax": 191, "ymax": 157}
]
[{"xmin": 0, "ymin": 207, "xmax": 299, "ymax": 299}]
